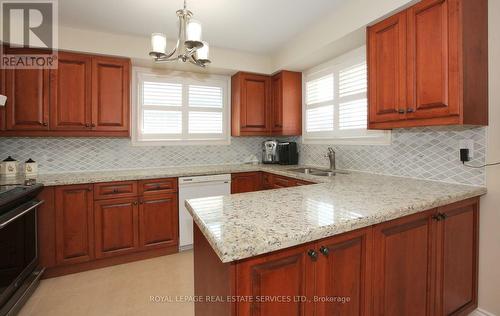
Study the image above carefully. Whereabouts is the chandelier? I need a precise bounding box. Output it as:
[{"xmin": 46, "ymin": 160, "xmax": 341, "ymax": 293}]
[{"xmin": 149, "ymin": 0, "xmax": 210, "ymax": 67}]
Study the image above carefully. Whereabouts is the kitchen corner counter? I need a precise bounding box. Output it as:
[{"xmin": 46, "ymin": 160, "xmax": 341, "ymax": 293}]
[{"xmin": 185, "ymin": 170, "xmax": 486, "ymax": 263}]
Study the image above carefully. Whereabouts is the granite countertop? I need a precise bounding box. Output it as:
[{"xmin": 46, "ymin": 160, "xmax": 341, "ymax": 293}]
[
  {"xmin": 0, "ymin": 164, "xmax": 293, "ymax": 186},
  {"xmin": 1, "ymin": 163, "xmax": 486, "ymax": 265},
  {"xmin": 184, "ymin": 168, "xmax": 486, "ymax": 263}
]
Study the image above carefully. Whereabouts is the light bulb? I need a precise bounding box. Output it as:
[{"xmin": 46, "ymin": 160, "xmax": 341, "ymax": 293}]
[
  {"xmin": 187, "ymin": 20, "xmax": 202, "ymax": 42},
  {"xmin": 151, "ymin": 33, "xmax": 167, "ymax": 54},
  {"xmin": 197, "ymin": 41, "xmax": 209, "ymax": 60}
]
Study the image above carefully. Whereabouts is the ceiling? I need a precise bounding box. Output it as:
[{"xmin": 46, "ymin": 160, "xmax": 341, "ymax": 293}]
[{"xmin": 58, "ymin": 0, "xmax": 346, "ymax": 55}]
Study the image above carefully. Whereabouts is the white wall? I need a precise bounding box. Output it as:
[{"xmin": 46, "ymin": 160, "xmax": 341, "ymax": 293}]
[
  {"xmin": 271, "ymin": 0, "xmax": 415, "ymax": 71},
  {"xmin": 478, "ymin": 0, "xmax": 500, "ymax": 314},
  {"xmin": 58, "ymin": 25, "xmax": 273, "ymax": 75}
]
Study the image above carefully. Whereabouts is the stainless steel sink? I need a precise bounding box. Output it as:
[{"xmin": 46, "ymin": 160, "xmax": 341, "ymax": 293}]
[{"xmin": 287, "ymin": 167, "xmax": 349, "ymax": 177}]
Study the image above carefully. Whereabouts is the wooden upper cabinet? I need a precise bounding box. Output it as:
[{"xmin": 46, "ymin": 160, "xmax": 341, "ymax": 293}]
[
  {"xmin": 91, "ymin": 56, "xmax": 130, "ymax": 133},
  {"xmin": 368, "ymin": 12, "xmax": 407, "ymax": 124},
  {"xmin": 406, "ymin": 0, "xmax": 458, "ymax": 119},
  {"xmin": 368, "ymin": 0, "xmax": 488, "ymax": 129},
  {"xmin": 232, "ymin": 72, "xmax": 271, "ymax": 136},
  {"xmin": 0, "ymin": 50, "xmax": 131, "ymax": 137},
  {"xmin": 271, "ymin": 71, "xmax": 302, "ymax": 136},
  {"xmin": 232, "ymin": 70, "xmax": 302, "ymax": 136},
  {"xmin": 50, "ymin": 52, "xmax": 92, "ymax": 131},
  {"xmin": 4, "ymin": 68, "xmax": 50, "ymax": 130},
  {"xmin": 54, "ymin": 184, "xmax": 94, "ymax": 265}
]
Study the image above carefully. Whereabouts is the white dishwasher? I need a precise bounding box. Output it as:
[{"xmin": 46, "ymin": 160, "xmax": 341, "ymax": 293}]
[{"xmin": 178, "ymin": 174, "xmax": 231, "ymax": 250}]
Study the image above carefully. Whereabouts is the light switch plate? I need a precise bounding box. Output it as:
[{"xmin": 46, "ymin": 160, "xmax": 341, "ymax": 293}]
[
  {"xmin": 0, "ymin": 95, "xmax": 6, "ymax": 106},
  {"xmin": 459, "ymin": 139, "xmax": 474, "ymax": 159}
]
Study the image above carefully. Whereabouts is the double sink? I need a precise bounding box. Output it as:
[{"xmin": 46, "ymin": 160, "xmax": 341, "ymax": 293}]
[{"xmin": 287, "ymin": 167, "xmax": 349, "ymax": 177}]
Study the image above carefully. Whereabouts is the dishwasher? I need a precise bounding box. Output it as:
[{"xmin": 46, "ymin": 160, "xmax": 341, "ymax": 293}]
[{"xmin": 178, "ymin": 174, "xmax": 231, "ymax": 250}]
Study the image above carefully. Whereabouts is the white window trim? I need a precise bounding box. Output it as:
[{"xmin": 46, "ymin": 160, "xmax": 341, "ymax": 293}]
[
  {"xmin": 302, "ymin": 46, "xmax": 391, "ymax": 146},
  {"xmin": 131, "ymin": 67, "xmax": 231, "ymax": 146}
]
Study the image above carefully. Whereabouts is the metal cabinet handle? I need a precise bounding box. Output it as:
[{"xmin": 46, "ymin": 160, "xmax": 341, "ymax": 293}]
[
  {"xmin": 398, "ymin": 109, "xmax": 405, "ymax": 114},
  {"xmin": 91, "ymin": 123, "xmax": 96, "ymax": 127},
  {"xmin": 42, "ymin": 122, "xmax": 48, "ymax": 126},
  {"xmin": 319, "ymin": 246, "xmax": 329, "ymax": 256},
  {"xmin": 432, "ymin": 214, "xmax": 441, "ymax": 221},
  {"xmin": 133, "ymin": 201, "xmax": 138, "ymax": 205},
  {"xmin": 85, "ymin": 123, "xmax": 90, "ymax": 128},
  {"xmin": 307, "ymin": 249, "xmax": 318, "ymax": 261},
  {"xmin": 439, "ymin": 213, "xmax": 448, "ymax": 220},
  {"xmin": 406, "ymin": 108, "xmax": 415, "ymax": 113}
]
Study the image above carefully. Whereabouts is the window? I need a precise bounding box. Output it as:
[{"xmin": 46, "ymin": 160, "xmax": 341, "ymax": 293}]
[
  {"xmin": 303, "ymin": 46, "xmax": 390, "ymax": 145},
  {"xmin": 133, "ymin": 69, "xmax": 230, "ymax": 145}
]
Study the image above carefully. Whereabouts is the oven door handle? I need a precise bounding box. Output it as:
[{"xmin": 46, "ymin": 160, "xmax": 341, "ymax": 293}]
[{"xmin": 0, "ymin": 200, "xmax": 44, "ymax": 229}]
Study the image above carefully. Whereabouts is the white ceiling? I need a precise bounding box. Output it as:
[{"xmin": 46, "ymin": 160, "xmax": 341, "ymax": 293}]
[{"xmin": 59, "ymin": 0, "xmax": 346, "ymax": 55}]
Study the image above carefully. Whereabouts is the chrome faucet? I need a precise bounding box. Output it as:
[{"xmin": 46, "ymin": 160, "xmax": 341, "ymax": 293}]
[{"xmin": 326, "ymin": 147, "xmax": 336, "ymax": 171}]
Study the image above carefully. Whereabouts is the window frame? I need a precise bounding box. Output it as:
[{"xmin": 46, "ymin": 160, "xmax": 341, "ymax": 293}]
[
  {"xmin": 302, "ymin": 46, "xmax": 391, "ymax": 145},
  {"xmin": 132, "ymin": 67, "xmax": 231, "ymax": 146}
]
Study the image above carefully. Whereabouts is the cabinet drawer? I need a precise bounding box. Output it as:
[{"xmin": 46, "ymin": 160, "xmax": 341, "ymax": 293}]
[
  {"xmin": 140, "ymin": 178, "xmax": 178, "ymax": 195},
  {"xmin": 262, "ymin": 173, "xmax": 273, "ymax": 190},
  {"xmin": 94, "ymin": 181, "xmax": 138, "ymax": 200},
  {"xmin": 294, "ymin": 179, "xmax": 314, "ymax": 186}
]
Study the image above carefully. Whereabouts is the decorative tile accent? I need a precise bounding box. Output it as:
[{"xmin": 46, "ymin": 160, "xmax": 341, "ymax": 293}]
[
  {"xmin": 299, "ymin": 126, "xmax": 486, "ymax": 186},
  {"xmin": 0, "ymin": 126, "xmax": 486, "ymax": 186}
]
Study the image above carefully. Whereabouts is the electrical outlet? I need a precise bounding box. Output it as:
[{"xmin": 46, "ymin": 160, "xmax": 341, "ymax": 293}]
[{"xmin": 459, "ymin": 139, "xmax": 474, "ymax": 160}]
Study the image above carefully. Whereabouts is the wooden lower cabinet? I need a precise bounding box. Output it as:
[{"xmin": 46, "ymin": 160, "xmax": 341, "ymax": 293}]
[
  {"xmin": 315, "ymin": 229, "xmax": 373, "ymax": 316},
  {"xmin": 46, "ymin": 178, "xmax": 179, "ymax": 277},
  {"xmin": 54, "ymin": 184, "xmax": 94, "ymax": 265},
  {"xmin": 94, "ymin": 197, "xmax": 139, "ymax": 258},
  {"xmin": 194, "ymin": 198, "xmax": 479, "ymax": 316},
  {"xmin": 435, "ymin": 200, "xmax": 479, "ymax": 315},
  {"xmin": 236, "ymin": 244, "xmax": 315, "ymax": 316},
  {"xmin": 373, "ymin": 210, "xmax": 436, "ymax": 316},
  {"xmin": 139, "ymin": 193, "xmax": 178, "ymax": 249},
  {"xmin": 231, "ymin": 172, "xmax": 263, "ymax": 193}
]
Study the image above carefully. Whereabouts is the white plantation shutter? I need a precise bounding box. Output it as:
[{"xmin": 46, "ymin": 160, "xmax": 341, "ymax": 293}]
[
  {"xmin": 303, "ymin": 46, "xmax": 390, "ymax": 144},
  {"xmin": 135, "ymin": 71, "xmax": 229, "ymax": 144}
]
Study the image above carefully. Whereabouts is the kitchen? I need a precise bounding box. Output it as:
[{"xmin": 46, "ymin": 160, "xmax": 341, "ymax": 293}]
[{"xmin": 0, "ymin": 0, "xmax": 498, "ymax": 315}]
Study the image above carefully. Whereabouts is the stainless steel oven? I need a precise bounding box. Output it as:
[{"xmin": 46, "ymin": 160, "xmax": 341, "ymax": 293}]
[{"xmin": 0, "ymin": 184, "xmax": 44, "ymax": 316}]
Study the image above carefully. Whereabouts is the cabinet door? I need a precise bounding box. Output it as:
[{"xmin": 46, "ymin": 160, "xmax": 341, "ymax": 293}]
[
  {"xmin": 236, "ymin": 245, "xmax": 315, "ymax": 316},
  {"xmin": 373, "ymin": 210, "xmax": 435, "ymax": 316},
  {"xmin": 4, "ymin": 68, "xmax": 50, "ymax": 130},
  {"xmin": 315, "ymin": 229, "xmax": 372, "ymax": 316},
  {"xmin": 435, "ymin": 200, "xmax": 479, "ymax": 315},
  {"xmin": 271, "ymin": 73, "xmax": 283, "ymax": 134},
  {"xmin": 50, "ymin": 52, "xmax": 92, "ymax": 131},
  {"xmin": 94, "ymin": 197, "xmax": 139, "ymax": 258},
  {"xmin": 91, "ymin": 56, "xmax": 130, "ymax": 132},
  {"xmin": 367, "ymin": 12, "xmax": 407, "ymax": 124},
  {"xmin": 231, "ymin": 172, "xmax": 262, "ymax": 193},
  {"xmin": 55, "ymin": 184, "xmax": 94, "ymax": 265},
  {"xmin": 139, "ymin": 193, "xmax": 178, "ymax": 250},
  {"xmin": 406, "ymin": 0, "xmax": 459, "ymax": 119},
  {"xmin": 240, "ymin": 73, "xmax": 271, "ymax": 134}
]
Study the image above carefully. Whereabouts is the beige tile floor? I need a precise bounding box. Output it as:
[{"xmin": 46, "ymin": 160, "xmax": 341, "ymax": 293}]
[{"xmin": 19, "ymin": 250, "xmax": 195, "ymax": 316}]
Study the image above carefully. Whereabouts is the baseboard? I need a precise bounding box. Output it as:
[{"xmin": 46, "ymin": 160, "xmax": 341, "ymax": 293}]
[
  {"xmin": 179, "ymin": 244, "xmax": 193, "ymax": 252},
  {"xmin": 43, "ymin": 245, "xmax": 178, "ymax": 278},
  {"xmin": 470, "ymin": 308, "xmax": 497, "ymax": 316}
]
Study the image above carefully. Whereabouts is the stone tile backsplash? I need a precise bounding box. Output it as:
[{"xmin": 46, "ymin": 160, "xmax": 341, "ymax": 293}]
[
  {"xmin": 299, "ymin": 126, "xmax": 486, "ymax": 186},
  {"xmin": 0, "ymin": 126, "xmax": 486, "ymax": 186}
]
